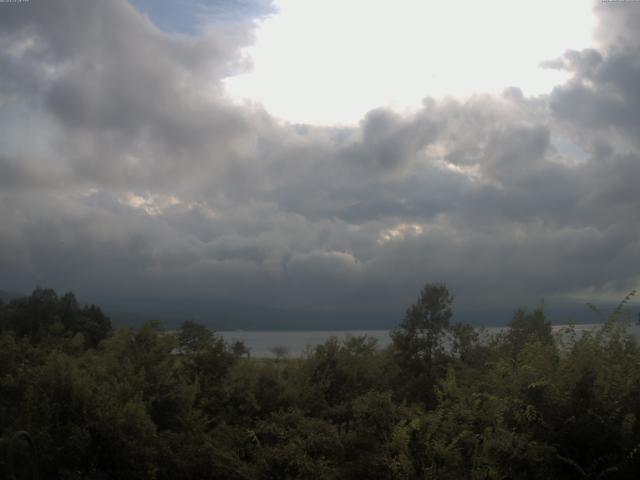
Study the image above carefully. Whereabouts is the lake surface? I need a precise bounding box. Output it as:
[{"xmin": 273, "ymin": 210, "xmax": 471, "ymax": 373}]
[
  {"xmin": 220, "ymin": 330, "xmax": 392, "ymax": 358},
  {"xmin": 220, "ymin": 323, "xmax": 639, "ymax": 358}
]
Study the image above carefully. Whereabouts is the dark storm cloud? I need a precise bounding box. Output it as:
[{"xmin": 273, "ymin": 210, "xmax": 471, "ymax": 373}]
[
  {"xmin": 0, "ymin": 0, "xmax": 261, "ymax": 192},
  {"xmin": 0, "ymin": 154, "xmax": 45, "ymax": 189},
  {"xmin": 0, "ymin": 0, "xmax": 638, "ymax": 318},
  {"xmin": 348, "ymin": 108, "xmax": 439, "ymax": 174},
  {"xmin": 549, "ymin": 48, "xmax": 640, "ymax": 139},
  {"xmin": 548, "ymin": 3, "xmax": 640, "ymax": 147}
]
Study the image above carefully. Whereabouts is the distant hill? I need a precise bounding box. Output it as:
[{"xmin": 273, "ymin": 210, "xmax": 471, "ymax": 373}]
[
  {"xmin": 97, "ymin": 297, "xmax": 400, "ymax": 331},
  {"xmin": 2, "ymin": 287, "xmax": 637, "ymax": 331},
  {"xmin": 0, "ymin": 290, "xmax": 25, "ymax": 302},
  {"xmin": 95, "ymin": 297, "xmax": 636, "ymax": 331}
]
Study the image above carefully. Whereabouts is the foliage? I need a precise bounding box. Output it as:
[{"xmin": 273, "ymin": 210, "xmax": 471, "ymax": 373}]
[
  {"xmin": 391, "ymin": 283, "xmax": 453, "ymax": 407},
  {"xmin": 1, "ymin": 286, "xmax": 640, "ymax": 479}
]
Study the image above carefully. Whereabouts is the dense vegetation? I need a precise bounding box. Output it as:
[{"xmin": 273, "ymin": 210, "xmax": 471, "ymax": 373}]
[{"xmin": 1, "ymin": 285, "xmax": 640, "ymax": 479}]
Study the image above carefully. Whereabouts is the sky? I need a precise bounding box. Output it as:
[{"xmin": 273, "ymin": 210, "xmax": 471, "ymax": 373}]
[{"xmin": 0, "ymin": 0, "xmax": 639, "ymax": 324}]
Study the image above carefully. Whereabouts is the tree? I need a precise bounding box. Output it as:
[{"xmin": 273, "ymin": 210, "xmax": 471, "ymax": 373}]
[
  {"xmin": 176, "ymin": 321, "xmax": 237, "ymax": 418},
  {"xmin": 0, "ymin": 288, "xmax": 111, "ymax": 348},
  {"xmin": 231, "ymin": 340, "xmax": 250, "ymax": 358},
  {"xmin": 391, "ymin": 283, "xmax": 453, "ymax": 408},
  {"xmin": 270, "ymin": 345, "xmax": 290, "ymax": 363},
  {"xmin": 450, "ymin": 322, "xmax": 479, "ymax": 364},
  {"xmin": 178, "ymin": 320, "xmax": 214, "ymax": 353},
  {"xmin": 504, "ymin": 307, "xmax": 552, "ymax": 355},
  {"xmin": 77, "ymin": 303, "xmax": 112, "ymax": 348}
]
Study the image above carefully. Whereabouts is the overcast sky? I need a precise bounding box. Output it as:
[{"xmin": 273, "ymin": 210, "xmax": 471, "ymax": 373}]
[{"xmin": 0, "ymin": 0, "xmax": 639, "ymax": 319}]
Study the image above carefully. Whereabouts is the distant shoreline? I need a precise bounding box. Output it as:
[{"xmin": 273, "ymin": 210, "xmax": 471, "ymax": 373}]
[{"xmin": 217, "ymin": 323, "xmax": 640, "ymax": 358}]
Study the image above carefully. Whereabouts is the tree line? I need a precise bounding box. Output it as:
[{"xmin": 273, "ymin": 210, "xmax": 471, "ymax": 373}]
[{"xmin": 1, "ymin": 285, "xmax": 639, "ymax": 479}]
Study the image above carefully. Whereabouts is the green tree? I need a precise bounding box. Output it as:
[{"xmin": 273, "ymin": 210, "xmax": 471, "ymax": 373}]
[
  {"xmin": 450, "ymin": 322, "xmax": 479, "ymax": 363},
  {"xmin": 0, "ymin": 288, "xmax": 111, "ymax": 349},
  {"xmin": 391, "ymin": 283, "xmax": 453, "ymax": 408},
  {"xmin": 231, "ymin": 340, "xmax": 250, "ymax": 358},
  {"xmin": 503, "ymin": 307, "xmax": 552, "ymax": 355},
  {"xmin": 177, "ymin": 319, "xmax": 214, "ymax": 353}
]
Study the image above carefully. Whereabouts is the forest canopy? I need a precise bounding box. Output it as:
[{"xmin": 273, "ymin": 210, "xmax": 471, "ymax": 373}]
[{"xmin": 1, "ymin": 285, "xmax": 640, "ymax": 479}]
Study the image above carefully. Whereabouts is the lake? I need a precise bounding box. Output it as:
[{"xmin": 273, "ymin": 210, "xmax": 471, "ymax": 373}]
[
  {"xmin": 219, "ymin": 323, "xmax": 638, "ymax": 358},
  {"xmin": 219, "ymin": 330, "xmax": 392, "ymax": 358}
]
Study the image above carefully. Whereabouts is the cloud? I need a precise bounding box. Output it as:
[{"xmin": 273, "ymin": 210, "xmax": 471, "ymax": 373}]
[
  {"xmin": 0, "ymin": 0, "xmax": 638, "ymax": 321},
  {"xmin": 548, "ymin": 2, "xmax": 640, "ymax": 150}
]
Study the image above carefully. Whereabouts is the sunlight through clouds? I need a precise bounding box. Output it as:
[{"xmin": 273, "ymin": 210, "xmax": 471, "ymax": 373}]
[
  {"xmin": 223, "ymin": 0, "xmax": 596, "ymax": 125},
  {"xmin": 1, "ymin": 0, "xmax": 638, "ymax": 314}
]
